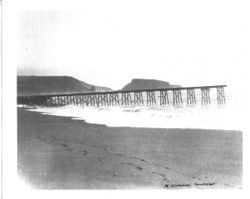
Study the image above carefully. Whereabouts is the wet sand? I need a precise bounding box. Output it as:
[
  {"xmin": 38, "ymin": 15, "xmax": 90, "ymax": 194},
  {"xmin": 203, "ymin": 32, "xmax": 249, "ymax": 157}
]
[{"xmin": 18, "ymin": 108, "xmax": 242, "ymax": 189}]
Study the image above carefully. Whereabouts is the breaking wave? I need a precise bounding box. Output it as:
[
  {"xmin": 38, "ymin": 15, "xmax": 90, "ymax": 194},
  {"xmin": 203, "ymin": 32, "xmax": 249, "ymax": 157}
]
[{"xmin": 20, "ymin": 89, "xmax": 244, "ymax": 131}]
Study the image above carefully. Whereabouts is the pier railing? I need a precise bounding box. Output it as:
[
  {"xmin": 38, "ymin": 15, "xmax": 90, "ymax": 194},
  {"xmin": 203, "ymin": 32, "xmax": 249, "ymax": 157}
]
[{"xmin": 17, "ymin": 85, "xmax": 227, "ymax": 107}]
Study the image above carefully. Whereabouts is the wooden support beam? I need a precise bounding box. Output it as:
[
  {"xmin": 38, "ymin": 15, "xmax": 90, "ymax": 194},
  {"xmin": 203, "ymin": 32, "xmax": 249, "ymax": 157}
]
[
  {"xmin": 97, "ymin": 94, "xmax": 107, "ymax": 106},
  {"xmin": 83, "ymin": 95, "xmax": 87, "ymax": 106},
  {"xmin": 85, "ymin": 95, "xmax": 90, "ymax": 106},
  {"xmin": 89, "ymin": 95, "xmax": 96, "ymax": 106},
  {"xmin": 46, "ymin": 97, "xmax": 51, "ymax": 106},
  {"xmin": 147, "ymin": 91, "xmax": 156, "ymax": 106},
  {"xmin": 134, "ymin": 91, "xmax": 144, "ymax": 106},
  {"xmin": 81, "ymin": 95, "xmax": 86, "ymax": 106},
  {"xmin": 74, "ymin": 96, "xmax": 77, "ymax": 105},
  {"xmin": 57, "ymin": 96, "xmax": 61, "ymax": 105},
  {"xmin": 217, "ymin": 87, "xmax": 226, "ymax": 104},
  {"xmin": 63, "ymin": 96, "xmax": 66, "ymax": 105},
  {"xmin": 52, "ymin": 97, "xmax": 56, "ymax": 106},
  {"xmin": 187, "ymin": 89, "xmax": 196, "ymax": 105},
  {"xmin": 109, "ymin": 93, "xmax": 119, "ymax": 106},
  {"xmin": 159, "ymin": 90, "xmax": 169, "ymax": 106},
  {"xmin": 77, "ymin": 96, "xmax": 81, "ymax": 106},
  {"xmin": 201, "ymin": 88, "xmax": 210, "ymax": 105},
  {"xmin": 50, "ymin": 97, "xmax": 55, "ymax": 106},
  {"xmin": 78, "ymin": 96, "xmax": 82, "ymax": 106},
  {"xmin": 66, "ymin": 96, "xmax": 70, "ymax": 106},
  {"xmin": 173, "ymin": 90, "xmax": 183, "ymax": 106},
  {"xmin": 56, "ymin": 96, "xmax": 59, "ymax": 105},
  {"xmin": 73, "ymin": 96, "xmax": 77, "ymax": 105},
  {"xmin": 104, "ymin": 93, "xmax": 109, "ymax": 106},
  {"xmin": 94, "ymin": 94, "xmax": 99, "ymax": 107},
  {"xmin": 99, "ymin": 94, "xmax": 104, "ymax": 106},
  {"xmin": 121, "ymin": 92, "xmax": 132, "ymax": 106}
]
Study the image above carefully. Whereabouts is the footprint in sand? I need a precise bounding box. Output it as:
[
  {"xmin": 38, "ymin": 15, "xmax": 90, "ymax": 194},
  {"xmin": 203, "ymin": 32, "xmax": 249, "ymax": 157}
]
[
  {"xmin": 120, "ymin": 162, "xmax": 133, "ymax": 166},
  {"xmin": 59, "ymin": 143, "xmax": 68, "ymax": 148},
  {"xmin": 135, "ymin": 166, "xmax": 143, "ymax": 171},
  {"xmin": 65, "ymin": 147, "xmax": 74, "ymax": 152},
  {"xmin": 139, "ymin": 159, "xmax": 149, "ymax": 163},
  {"xmin": 49, "ymin": 138, "xmax": 56, "ymax": 143},
  {"xmin": 131, "ymin": 156, "xmax": 149, "ymax": 163},
  {"xmin": 120, "ymin": 162, "xmax": 143, "ymax": 171},
  {"xmin": 57, "ymin": 143, "xmax": 76, "ymax": 152},
  {"xmin": 40, "ymin": 137, "xmax": 54, "ymax": 145},
  {"xmin": 115, "ymin": 153, "xmax": 124, "ymax": 157},
  {"xmin": 152, "ymin": 172, "xmax": 166, "ymax": 178}
]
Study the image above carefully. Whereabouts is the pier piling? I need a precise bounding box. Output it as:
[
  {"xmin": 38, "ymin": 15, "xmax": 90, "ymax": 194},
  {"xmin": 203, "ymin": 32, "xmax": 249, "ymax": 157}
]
[
  {"xmin": 159, "ymin": 90, "xmax": 169, "ymax": 106},
  {"xmin": 187, "ymin": 89, "xmax": 196, "ymax": 105},
  {"xmin": 134, "ymin": 91, "xmax": 144, "ymax": 106},
  {"xmin": 18, "ymin": 85, "xmax": 227, "ymax": 108},
  {"xmin": 217, "ymin": 87, "xmax": 226, "ymax": 104},
  {"xmin": 173, "ymin": 90, "xmax": 183, "ymax": 106},
  {"xmin": 146, "ymin": 91, "xmax": 156, "ymax": 106},
  {"xmin": 201, "ymin": 88, "xmax": 211, "ymax": 105},
  {"xmin": 121, "ymin": 92, "xmax": 132, "ymax": 106}
]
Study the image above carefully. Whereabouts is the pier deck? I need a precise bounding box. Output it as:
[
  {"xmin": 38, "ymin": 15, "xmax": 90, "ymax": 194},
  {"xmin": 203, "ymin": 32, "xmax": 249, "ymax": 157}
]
[{"xmin": 17, "ymin": 85, "xmax": 227, "ymax": 107}]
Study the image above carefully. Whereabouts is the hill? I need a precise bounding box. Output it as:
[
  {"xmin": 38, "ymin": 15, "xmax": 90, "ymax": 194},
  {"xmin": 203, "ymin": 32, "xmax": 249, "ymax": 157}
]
[
  {"xmin": 122, "ymin": 78, "xmax": 180, "ymax": 91},
  {"xmin": 17, "ymin": 76, "xmax": 112, "ymax": 96}
]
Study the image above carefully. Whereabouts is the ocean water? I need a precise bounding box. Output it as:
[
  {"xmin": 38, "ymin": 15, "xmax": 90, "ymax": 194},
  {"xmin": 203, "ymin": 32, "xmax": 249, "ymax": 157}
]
[{"xmin": 20, "ymin": 88, "xmax": 244, "ymax": 131}]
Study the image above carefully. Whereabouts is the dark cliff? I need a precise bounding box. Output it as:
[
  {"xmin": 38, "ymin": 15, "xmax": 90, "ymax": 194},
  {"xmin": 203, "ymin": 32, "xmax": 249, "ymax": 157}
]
[
  {"xmin": 122, "ymin": 78, "xmax": 180, "ymax": 91},
  {"xmin": 17, "ymin": 76, "xmax": 112, "ymax": 96}
]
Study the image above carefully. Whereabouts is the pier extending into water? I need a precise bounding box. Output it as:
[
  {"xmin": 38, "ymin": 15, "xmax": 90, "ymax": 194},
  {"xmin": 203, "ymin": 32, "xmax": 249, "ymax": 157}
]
[{"xmin": 17, "ymin": 85, "xmax": 226, "ymax": 107}]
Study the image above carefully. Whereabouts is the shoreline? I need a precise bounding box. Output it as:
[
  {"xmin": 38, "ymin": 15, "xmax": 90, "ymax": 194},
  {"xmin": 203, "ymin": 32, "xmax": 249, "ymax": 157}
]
[
  {"xmin": 19, "ymin": 106, "xmax": 243, "ymax": 132},
  {"xmin": 18, "ymin": 107, "xmax": 242, "ymax": 189}
]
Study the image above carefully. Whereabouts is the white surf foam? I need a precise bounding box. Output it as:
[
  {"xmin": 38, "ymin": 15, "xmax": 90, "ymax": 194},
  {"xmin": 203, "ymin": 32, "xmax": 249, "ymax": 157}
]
[{"xmin": 24, "ymin": 92, "xmax": 243, "ymax": 131}]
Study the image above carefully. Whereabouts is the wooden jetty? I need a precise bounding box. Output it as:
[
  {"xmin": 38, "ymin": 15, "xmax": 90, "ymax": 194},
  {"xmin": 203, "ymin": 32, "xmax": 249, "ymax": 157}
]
[{"xmin": 17, "ymin": 85, "xmax": 227, "ymax": 107}]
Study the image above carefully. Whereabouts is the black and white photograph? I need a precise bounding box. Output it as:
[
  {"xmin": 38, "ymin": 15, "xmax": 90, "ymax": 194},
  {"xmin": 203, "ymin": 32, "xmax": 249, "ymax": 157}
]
[{"xmin": 2, "ymin": 0, "xmax": 250, "ymax": 198}]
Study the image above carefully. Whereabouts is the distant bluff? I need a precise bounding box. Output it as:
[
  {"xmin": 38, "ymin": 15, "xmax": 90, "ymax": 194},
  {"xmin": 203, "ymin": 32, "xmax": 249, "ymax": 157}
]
[
  {"xmin": 17, "ymin": 76, "xmax": 112, "ymax": 96},
  {"xmin": 122, "ymin": 78, "xmax": 180, "ymax": 91}
]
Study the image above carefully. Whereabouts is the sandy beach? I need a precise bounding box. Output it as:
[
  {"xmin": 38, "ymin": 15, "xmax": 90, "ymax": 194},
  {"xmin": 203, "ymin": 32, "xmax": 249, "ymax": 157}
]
[{"xmin": 18, "ymin": 107, "xmax": 242, "ymax": 189}]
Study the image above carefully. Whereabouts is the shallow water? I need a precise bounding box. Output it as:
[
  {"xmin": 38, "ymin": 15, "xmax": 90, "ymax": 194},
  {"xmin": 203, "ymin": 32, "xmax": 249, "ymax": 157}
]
[{"xmin": 19, "ymin": 88, "xmax": 244, "ymax": 131}]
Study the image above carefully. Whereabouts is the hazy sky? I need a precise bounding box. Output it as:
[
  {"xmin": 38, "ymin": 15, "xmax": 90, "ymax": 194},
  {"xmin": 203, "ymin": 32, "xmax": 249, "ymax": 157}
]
[{"xmin": 17, "ymin": 1, "xmax": 249, "ymax": 90}]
